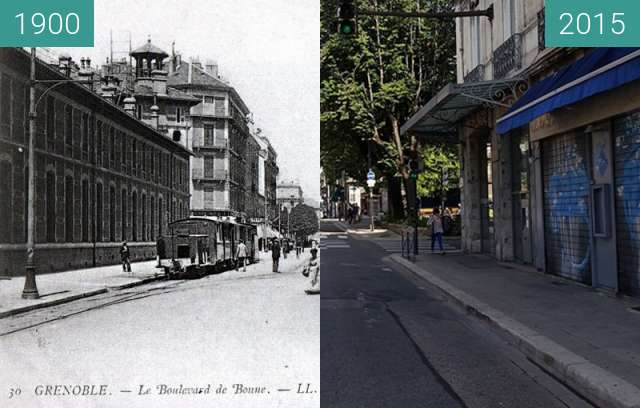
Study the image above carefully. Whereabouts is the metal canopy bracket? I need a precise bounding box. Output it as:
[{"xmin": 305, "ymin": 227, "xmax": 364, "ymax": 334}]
[{"xmin": 400, "ymin": 77, "xmax": 528, "ymax": 137}]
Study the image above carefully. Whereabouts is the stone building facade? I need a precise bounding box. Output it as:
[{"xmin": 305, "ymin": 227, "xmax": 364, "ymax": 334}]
[
  {"xmin": 167, "ymin": 58, "xmax": 252, "ymax": 220},
  {"xmin": 0, "ymin": 47, "xmax": 191, "ymax": 276},
  {"xmin": 402, "ymin": 0, "xmax": 640, "ymax": 297}
]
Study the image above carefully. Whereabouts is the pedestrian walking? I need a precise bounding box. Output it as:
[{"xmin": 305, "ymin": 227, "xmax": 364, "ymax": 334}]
[
  {"xmin": 282, "ymin": 239, "xmax": 288, "ymax": 259},
  {"xmin": 271, "ymin": 239, "xmax": 281, "ymax": 273},
  {"xmin": 120, "ymin": 242, "xmax": 132, "ymax": 273},
  {"xmin": 304, "ymin": 240, "xmax": 320, "ymax": 295},
  {"xmin": 295, "ymin": 237, "xmax": 302, "ymax": 258},
  {"xmin": 236, "ymin": 240, "xmax": 248, "ymax": 272},
  {"xmin": 429, "ymin": 208, "xmax": 445, "ymax": 254}
]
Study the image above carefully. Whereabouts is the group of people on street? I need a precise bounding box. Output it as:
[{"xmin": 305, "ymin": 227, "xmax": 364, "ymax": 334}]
[{"xmin": 121, "ymin": 236, "xmax": 319, "ymax": 293}]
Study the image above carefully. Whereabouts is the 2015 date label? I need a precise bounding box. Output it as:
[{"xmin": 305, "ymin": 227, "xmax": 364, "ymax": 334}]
[{"xmin": 546, "ymin": 0, "xmax": 640, "ymax": 47}]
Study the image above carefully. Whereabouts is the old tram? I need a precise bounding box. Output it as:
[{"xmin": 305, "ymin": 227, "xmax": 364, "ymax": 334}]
[{"xmin": 159, "ymin": 217, "xmax": 258, "ymax": 279}]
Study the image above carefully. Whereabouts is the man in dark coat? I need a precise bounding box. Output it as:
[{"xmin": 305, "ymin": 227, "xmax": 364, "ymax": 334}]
[
  {"xmin": 271, "ymin": 239, "xmax": 281, "ymax": 273},
  {"xmin": 120, "ymin": 242, "xmax": 132, "ymax": 273}
]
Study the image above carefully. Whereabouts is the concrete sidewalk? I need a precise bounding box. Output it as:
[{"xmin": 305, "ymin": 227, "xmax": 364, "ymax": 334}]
[
  {"xmin": 390, "ymin": 252, "xmax": 640, "ymax": 408},
  {"xmin": 0, "ymin": 260, "xmax": 164, "ymax": 318},
  {"xmin": 0, "ymin": 252, "xmax": 310, "ymax": 319}
]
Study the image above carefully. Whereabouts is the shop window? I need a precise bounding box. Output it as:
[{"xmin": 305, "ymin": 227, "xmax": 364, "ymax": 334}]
[
  {"xmin": 64, "ymin": 105, "xmax": 73, "ymax": 148},
  {"xmin": 96, "ymin": 183, "xmax": 103, "ymax": 242},
  {"xmin": 132, "ymin": 191, "xmax": 138, "ymax": 242},
  {"xmin": 158, "ymin": 197, "xmax": 163, "ymax": 236},
  {"xmin": 81, "ymin": 179, "xmax": 89, "ymax": 242},
  {"xmin": 109, "ymin": 186, "xmax": 116, "ymax": 242},
  {"xmin": 46, "ymin": 97, "xmax": 55, "ymax": 151},
  {"xmin": 142, "ymin": 193, "xmax": 147, "ymax": 241},
  {"xmin": 46, "ymin": 171, "xmax": 56, "ymax": 242},
  {"xmin": 65, "ymin": 175, "xmax": 74, "ymax": 242},
  {"xmin": 121, "ymin": 189, "xmax": 127, "ymax": 241},
  {"xmin": 0, "ymin": 161, "xmax": 12, "ymax": 243}
]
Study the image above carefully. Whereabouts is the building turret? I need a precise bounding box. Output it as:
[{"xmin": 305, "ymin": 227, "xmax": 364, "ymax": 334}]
[{"xmin": 130, "ymin": 38, "xmax": 169, "ymax": 95}]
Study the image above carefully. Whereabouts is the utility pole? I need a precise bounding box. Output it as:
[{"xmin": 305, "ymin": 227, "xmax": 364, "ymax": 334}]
[{"xmin": 22, "ymin": 48, "xmax": 39, "ymax": 299}]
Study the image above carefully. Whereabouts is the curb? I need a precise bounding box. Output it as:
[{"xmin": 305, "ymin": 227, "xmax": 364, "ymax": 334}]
[
  {"xmin": 389, "ymin": 254, "xmax": 640, "ymax": 408},
  {"xmin": 111, "ymin": 274, "xmax": 164, "ymax": 290},
  {"xmin": 0, "ymin": 288, "xmax": 108, "ymax": 319},
  {"xmin": 0, "ymin": 274, "xmax": 165, "ymax": 319}
]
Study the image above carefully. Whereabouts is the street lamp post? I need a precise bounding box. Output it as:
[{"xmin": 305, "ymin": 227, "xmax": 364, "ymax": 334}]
[
  {"xmin": 21, "ymin": 48, "xmax": 93, "ymax": 299},
  {"xmin": 367, "ymin": 169, "xmax": 375, "ymax": 232},
  {"xmin": 22, "ymin": 48, "xmax": 39, "ymax": 299}
]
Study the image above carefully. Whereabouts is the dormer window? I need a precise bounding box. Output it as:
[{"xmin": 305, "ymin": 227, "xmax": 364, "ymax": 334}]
[{"xmin": 176, "ymin": 107, "xmax": 183, "ymax": 123}]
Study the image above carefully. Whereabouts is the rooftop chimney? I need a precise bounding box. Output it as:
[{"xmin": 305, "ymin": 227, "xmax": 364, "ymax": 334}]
[{"xmin": 205, "ymin": 60, "xmax": 218, "ymax": 78}]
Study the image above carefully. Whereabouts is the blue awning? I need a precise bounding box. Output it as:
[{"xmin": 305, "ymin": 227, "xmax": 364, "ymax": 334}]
[{"xmin": 497, "ymin": 48, "xmax": 640, "ymax": 134}]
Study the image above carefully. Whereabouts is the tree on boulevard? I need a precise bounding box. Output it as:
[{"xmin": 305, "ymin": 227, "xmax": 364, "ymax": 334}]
[
  {"xmin": 321, "ymin": 0, "xmax": 456, "ymax": 219},
  {"xmin": 289, "ymin": 204, "xmax": 320, "ymax": 239},
  {"xmin": 417, "ymin": 144, "xmax": 460, "ymax": 203}
]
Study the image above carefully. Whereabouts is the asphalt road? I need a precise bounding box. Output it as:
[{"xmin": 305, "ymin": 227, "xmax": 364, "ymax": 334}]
[
  {"xmin": 320, "ymin": 220, "xmax": 593, "ymax": 408},
  {"xmin": 0, "ymin": 254, "xmax": 319, "ymax": 408}
]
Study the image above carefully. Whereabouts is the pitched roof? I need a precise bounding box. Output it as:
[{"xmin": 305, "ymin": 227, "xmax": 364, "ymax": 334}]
[
  {"xmin": 134, "ymin": 84, "xmax": 201, "ymax": 104},
  {"xmin": 167, "ymin": 62, "xmax": 251, "ymax": 114},
  {"xmin": 131, "ymin": 39, "xmax": 169, "ymax": 58}
]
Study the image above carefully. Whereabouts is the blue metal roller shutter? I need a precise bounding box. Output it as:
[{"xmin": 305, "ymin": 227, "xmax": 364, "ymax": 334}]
[
  {"xmin": 614, "ymin": 111, "xmax": 640, "ymax": 296},
  {"xmin": 542, "ymin": 133, "xmax": 592, "ymax": 283}
]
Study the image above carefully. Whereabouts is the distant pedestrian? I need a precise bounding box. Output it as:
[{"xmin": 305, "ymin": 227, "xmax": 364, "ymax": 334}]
[
  {"xmin": 236, "ymin": 240, "xmax": 248, "ymax": 272},
  {"xmin": 156, "ymin": 236, "xmax": 165, "ymax": 267},
  {"xmin": 295, "ymin": 237, "xmax": 302, "ymax": 258},
  {"xmin": 282, "ymin": 239, "xmax": 288, "ymax": 259},
  {"xmin": 429, "ymin": 208, "xmax": 445, "ymax": 254},
  {"xmin": 271, "ymin": 239, "xmax": 281, "ymax": 273},
  {"xmin": 120, "ymin": 242, "xmax": 132, "ymax": 273}
]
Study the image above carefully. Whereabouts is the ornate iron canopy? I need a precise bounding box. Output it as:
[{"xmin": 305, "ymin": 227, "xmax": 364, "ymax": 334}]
[{"xmin": 400, "ymin": 78, "xmax": 528, "ymax": 137}]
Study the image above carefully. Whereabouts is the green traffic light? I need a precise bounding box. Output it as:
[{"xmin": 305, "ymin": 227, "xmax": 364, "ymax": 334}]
[{"xmin": 339, "ymin": 22, "xmax": 355, "ymax": 35}]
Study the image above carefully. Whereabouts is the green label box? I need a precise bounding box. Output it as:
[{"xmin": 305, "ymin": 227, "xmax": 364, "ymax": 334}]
[
  {"xmin": 0, "ymin": 0, "xmax": 94, "ymax": 47},
  {"xmin": 546, "ymin": 0, "xmax": 640, "ymax": 47}
]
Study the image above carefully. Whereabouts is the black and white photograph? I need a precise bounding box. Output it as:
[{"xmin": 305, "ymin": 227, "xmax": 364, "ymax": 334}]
[{"xmin": 0, "ymin": 1, "xmax": 320, "ymax": 407}]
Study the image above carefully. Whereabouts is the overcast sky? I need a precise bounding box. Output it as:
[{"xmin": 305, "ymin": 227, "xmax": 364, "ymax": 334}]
[{"xmin": 59, "ymin": 0, "xmax": 320, "ymax": 201}]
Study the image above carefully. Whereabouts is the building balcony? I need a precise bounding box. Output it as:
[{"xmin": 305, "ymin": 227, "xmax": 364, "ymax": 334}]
[
  {"xmin": 191, "ymin": 104, "xmax": 227, "ymax": 118},
  {"xmin": 464, "ymin": 64, "xmax": 485, "ymax": 83},
  {"xmin": 493, "ymin": 33, "xmax": 523, "ymax": 80},
  {"xmin": 202, "ymin": 202, "xmax": 230, "ymax": 211},
  {"xmin": 192, "ymin": 168, "xmax": 228, "ymax": 182},
  {"xmin": 193, "ymin": 137, "xmax": 228, "ymax": 150}
]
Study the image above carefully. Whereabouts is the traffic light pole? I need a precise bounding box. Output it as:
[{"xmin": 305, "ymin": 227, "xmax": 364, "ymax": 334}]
[
  {"xmin": 358, "ymin": 6, "xmax": 494, "ymax": 20},
  {"xmin": 414, "ymin": 176, "xmax": 419, "ymax": 256}
]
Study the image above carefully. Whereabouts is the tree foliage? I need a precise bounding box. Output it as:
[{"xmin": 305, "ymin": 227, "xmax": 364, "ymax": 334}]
[
  {"xmin": 289, "ymin": 204, "xmax": 320, "ymax": 238},
  {"xmin": 417, "ymin": 144, "xmax": 460, "ymax": 199},
  {"xmin": 321, "ymin": 0, "xmax": 457, "ymax": 205}
]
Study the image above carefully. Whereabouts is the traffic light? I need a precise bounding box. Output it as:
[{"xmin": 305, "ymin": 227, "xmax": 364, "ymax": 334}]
[
  {"xmin": 408, "ymin": 159, "xmax": 419, "ymax": 179},
  {"xmin": 337, "ymin": 0, "xmax": 357, "ymax": 35}
]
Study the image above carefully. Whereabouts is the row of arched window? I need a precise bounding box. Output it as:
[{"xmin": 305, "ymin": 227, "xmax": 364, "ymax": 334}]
[{"xmin": 0, "ymin": 159, "xmax": 188, "ymax": 244}]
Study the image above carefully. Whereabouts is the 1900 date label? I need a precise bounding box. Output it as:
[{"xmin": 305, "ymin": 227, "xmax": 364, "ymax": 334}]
[{"xmin": 0, "ymin": 0, "xmax": 94, "ymax": 47}]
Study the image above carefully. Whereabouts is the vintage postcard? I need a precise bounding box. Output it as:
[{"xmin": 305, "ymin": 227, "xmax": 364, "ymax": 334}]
[{"xmin": 0, "ymin": 1, "xmax": 320, "ymax": 407}]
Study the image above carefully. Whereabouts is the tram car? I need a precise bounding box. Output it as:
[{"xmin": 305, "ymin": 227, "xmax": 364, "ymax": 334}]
[{"xmin": 158, "ymin": 217, "xmax": 258, "ymax": 279}]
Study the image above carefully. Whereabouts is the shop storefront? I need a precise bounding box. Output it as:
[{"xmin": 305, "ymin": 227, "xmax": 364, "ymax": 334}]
[{"xmin": 498, "ymin": 47, "xmax": 640, "ymax": 295}]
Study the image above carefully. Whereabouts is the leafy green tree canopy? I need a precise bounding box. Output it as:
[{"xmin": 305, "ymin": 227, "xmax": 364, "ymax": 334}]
[{"xmin": 290, "ymin": 204, "xmax": 320, "ymax": 238}]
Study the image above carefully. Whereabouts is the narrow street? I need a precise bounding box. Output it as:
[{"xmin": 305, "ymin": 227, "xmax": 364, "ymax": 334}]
[
  {"xmin": 0, "ymin": 255, "xmax": 319, "ymax": 408},
  {"xmin": 320, "ymin": 219, "xmax": 592, "ymax": 408}
]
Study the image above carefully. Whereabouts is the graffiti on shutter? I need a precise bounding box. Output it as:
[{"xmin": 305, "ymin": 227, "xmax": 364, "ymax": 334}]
[
  {"xmin": 543, "ymin": 132, "xmax": 591, "ymax": 283},
  {"xmin": 614, "ymin": 112, "xmax": 640, "ymax": 295}
]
